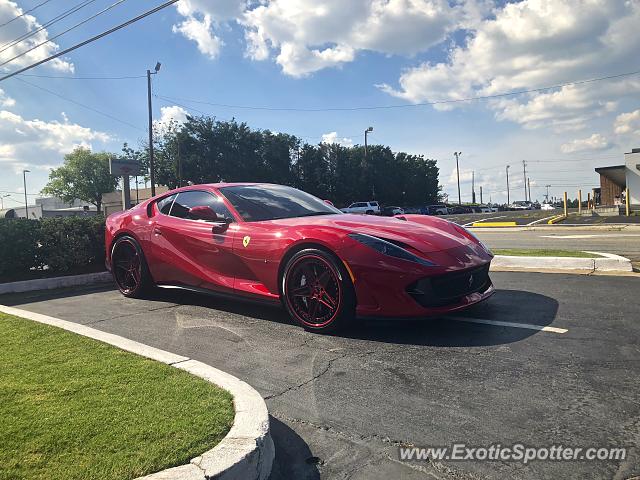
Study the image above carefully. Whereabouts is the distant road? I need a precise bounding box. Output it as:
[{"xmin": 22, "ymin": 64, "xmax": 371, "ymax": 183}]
[{"xmin": 474, "ymin": 229, "xmax": 640, "ymax": 260}]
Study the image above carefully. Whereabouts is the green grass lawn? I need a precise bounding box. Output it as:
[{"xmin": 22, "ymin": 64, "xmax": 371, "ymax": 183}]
[
  {"xmin": 493, "ymin": 249, "xmax": 602, "ymax": 258},
  {"xmin": 0, "ymin": 313, "xmax": 234, "ymax": 480}
]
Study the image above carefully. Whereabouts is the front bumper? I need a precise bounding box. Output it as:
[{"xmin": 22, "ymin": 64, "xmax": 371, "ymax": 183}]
[{"xmin": 341, "ymin": 242, "xmax": 495, "ymax": 318}]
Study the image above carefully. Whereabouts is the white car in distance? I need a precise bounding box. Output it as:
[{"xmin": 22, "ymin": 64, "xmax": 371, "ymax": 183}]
[{"xmin": 341, "ymin": 201, "xmax": 381, "ymax": 215}]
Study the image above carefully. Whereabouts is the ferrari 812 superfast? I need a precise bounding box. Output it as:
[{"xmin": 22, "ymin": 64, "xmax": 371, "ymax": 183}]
[{"xmin": 106, "ymin": 183, "xmax": 494, "ymax": 332}]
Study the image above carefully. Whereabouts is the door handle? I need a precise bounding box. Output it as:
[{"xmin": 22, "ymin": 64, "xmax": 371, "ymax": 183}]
[{"xmin": 153, "ymin": 227, "xmax": 162, "ymax": 236}]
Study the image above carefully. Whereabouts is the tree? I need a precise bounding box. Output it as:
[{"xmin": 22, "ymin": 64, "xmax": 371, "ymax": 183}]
[{"xmin": 42, "ymin": 147, "xmax": 118, "ymax": 213}]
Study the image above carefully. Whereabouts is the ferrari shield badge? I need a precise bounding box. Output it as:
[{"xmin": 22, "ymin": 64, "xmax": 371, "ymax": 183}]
[{"xmin": 243, "ymin": 235, "xmax": 251, "ymax": 248}]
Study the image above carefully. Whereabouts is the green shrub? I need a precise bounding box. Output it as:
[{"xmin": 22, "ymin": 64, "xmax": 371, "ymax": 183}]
[
  {"xmin": 0, "ymin": 219, "xmax": 41, "ymax": 278},
  {"xmin": 38, "ymin": 216, "xmax": 106, "ymax": 273},
  {"xmin": 0, "ymin": 216, "xmax": 106, "ymax": 282}
]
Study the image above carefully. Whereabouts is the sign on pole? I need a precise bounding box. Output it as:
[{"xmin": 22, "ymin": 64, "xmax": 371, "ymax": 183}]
[
  {"xmin": 109, "ymin": 158, "xmax": 142, "ymax": 176},
  {"xmin": 109, "ymin": 158, "xmax": 142, "ymax": 210}
]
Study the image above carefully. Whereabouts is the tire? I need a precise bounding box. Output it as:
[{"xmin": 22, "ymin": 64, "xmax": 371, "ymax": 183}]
[
  {"xmin": 110, "ymin": 235, "xmax": 153, "ymax": 298},
  {"xmin": 281, "ymin": 249, "xmax": 355, "ymax": 333},
  {"xmin": 365, "ymin": 210, "xmax": 374, "ymax": 215}
]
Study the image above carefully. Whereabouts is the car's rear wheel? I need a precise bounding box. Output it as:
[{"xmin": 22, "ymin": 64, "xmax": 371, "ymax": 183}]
[
  {"xmin": 282, "ymin": 249, "xmax": 355, "ymax": 333},
  {"xmin": 111, "ymin": 236, "xmax": 152, "ymax": 298}
]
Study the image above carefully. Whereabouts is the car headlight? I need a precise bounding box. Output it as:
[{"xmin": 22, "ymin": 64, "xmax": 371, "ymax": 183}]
[{"xmin": 348, "ymin": 233, "xmax": 436, "ymax": 267}]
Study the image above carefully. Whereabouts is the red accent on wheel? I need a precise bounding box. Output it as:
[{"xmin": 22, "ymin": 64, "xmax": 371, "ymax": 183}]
[
  {"xmin": 284, "ymin": 254, "xmax": 342, "ymax": 328},
  {"xmin": 112, "ymin": 239, "xmax": 142, "ymax": 295}
]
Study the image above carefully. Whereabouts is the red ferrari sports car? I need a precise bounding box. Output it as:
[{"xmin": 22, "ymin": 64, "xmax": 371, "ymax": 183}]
[{"xmin": 105, "ymin": 183, "xmax": 494, "ymax": 332}]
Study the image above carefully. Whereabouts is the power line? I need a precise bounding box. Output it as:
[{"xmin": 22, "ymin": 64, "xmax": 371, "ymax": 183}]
[
  {"xmin": 18, "ymin": 73, "xmax": 145, "ymax": 80},
  {"xmin": 0, "ymin": 0, "xmax": 180, "ymax": 82},
  {"xmin": 0, "ymin": 0, "xmax": 130, "ymax": 69},
  {"xmin": 156, "ymin": 68, "xmax": 640, "ymax": 113},
  {"xmin": 155, "ymin": 95, "xmax": 362, "ymax": 142},
  {"xmin": 0, "ymin": 0, "xmax": 56, "ymax": 29},
  {"xmin": 14, "ymin": 76, "xmax": 145, "ymax": 131},
  {"xmin": 0, "ymin": 0, "xmax": 99, "ymax": 55}
]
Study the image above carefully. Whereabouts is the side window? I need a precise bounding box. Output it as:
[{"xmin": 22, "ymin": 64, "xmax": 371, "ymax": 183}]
[
  {"xmin": 156, "ymin": 194, "xmax": 176, "ymax": 215},
  {"xmin": 370, "ymin": 202, "xmax": 379, "ymax": 207},
  {"xmin": 354, "ymin": 202, "xmax": 366, "ymax": 208},
  {"xmin": 170, "ymin": 191, "xmax": 234, "ymax": 222}
]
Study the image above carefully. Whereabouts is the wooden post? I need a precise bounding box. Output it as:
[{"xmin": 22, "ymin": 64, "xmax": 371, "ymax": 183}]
[
  {"xmin": 578, "ymin": 190, "xmax": 582, "ymax": 214},
  {"xmin": 587, "ymin": 192, "xmax": 591, "ymax": 210},
  {"xmin": 626, "ymin": 187, "xmax": 631, "ymax": 217},
  {"xmin": 563, "ymin": 191, "xmax": 568, "ymax": 217}
]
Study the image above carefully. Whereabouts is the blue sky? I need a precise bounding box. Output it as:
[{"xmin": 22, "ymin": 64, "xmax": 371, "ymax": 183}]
[{"xmin": 1, "ymin": 0, "xmax": 639, "ymax": 209}]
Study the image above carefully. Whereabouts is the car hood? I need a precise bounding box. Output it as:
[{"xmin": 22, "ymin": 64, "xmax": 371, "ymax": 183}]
[{"xmin": 270, "ymin": 214, "xmax": 473, "ymax": 254}]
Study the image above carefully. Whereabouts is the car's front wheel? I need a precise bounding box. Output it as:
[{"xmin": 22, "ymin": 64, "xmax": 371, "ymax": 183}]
[
  {"xmin": 282, "ymin": 249, "xmax": 355, "ymax": 333},
  {"xmin": 111, "ymin": 236, "xmax": 153, "ymax": 298}
]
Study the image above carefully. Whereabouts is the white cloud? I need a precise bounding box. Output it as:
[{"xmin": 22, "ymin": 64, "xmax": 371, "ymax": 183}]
[
  {"xmin": 173, "ymin": 0, "xmax": 466, "ymax": 76},
  {"xmin": 0, "ymin": 88, "xmax": 15, "ymax": 107},
  {"xmin": 560, "ymin": 133, "xmax": 611, "ymax": 153},
  {"xmin": 380, "ymin": 0, "xmax": 640, "ymax": 130},
  {"xmin": 242, "ymin": 0, "xmax": 462, "ymax": 77},
  {"xmin": 0, "ymin": 109, "xmax": 110, "ymax": 173},
  {"xmin": 614, "ymin": 109, "xmax": 640, "ymax": 136},
  {"xmin": 321, "ymin": 131, "xmax": 354, "ymax": 146},
  {"xmin": 154, "ymin": 105, "xmax": 189, "ymax": 135},
  {"xmin": 0, "ymin": 0, "xmax": 73, "ymax": 73},
  {"xmin": 172, "ymin": 0, "xmax": 246, "ymax": 58}
]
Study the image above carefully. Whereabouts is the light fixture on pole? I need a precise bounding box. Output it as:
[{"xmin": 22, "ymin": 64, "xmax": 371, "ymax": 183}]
[
  {"xmin": 147, "ymin": 61, "xmax": 161, "ymax": 197},
  {"xmin": 454, "ymin": 152, "xmax": 462, "ymax": 205},
  {"xmin": 22, "ymin": 169, "xmax": 30, "ymax": 218}
]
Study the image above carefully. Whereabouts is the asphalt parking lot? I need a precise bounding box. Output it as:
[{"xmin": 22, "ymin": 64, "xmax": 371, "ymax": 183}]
[{"xmin": 2, "ymin": 272, "xmax": 639, "ymax": 480}]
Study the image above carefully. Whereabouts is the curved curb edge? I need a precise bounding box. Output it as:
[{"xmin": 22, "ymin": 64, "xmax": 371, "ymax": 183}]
[
  {"xmin": 491, "ymin": 253, "xmax": 633, "ymax": 273},
  {"xmin": 0, "ymin": 271, "xmax": 112, "ymax": 295},
  {"xmin": 0, "ymin": 304, "xmax": 274, "ymax": 480}
]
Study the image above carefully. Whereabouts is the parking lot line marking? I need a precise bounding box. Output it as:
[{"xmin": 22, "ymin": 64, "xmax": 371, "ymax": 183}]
[
  {"xmin": 445, "ymin": 316, "xmax": 568, "ymax": 334},
  {"xmin": 541, "ymin": 234, "xmax": 640, "ymax": 239},
  {"xmin": 527, "ymin": 215, "xmax": 558, "ymax": 226},
  {"xmin": 463, "ymin": 215, "xmax": 506, "ymax": 227}
]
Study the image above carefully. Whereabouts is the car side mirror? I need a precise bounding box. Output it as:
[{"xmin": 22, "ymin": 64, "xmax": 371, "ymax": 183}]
[
  {"xmin": 212, "ymin": 216, "xmax": 232, "ymax": 234},
  {"xmin": 189, "ymin": 205, "xmax": 219, "ymax": 222}
]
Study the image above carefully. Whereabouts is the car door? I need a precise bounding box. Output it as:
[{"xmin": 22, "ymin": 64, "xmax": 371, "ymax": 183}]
[{"xmin": 148, "ymin": 190, "xmax": 238, "ymax": 293}]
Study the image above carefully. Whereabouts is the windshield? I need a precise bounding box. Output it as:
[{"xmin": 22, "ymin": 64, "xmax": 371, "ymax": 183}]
[{"xmin": 219, "ymin": 184, "xmax": 342, "ymax": 222}]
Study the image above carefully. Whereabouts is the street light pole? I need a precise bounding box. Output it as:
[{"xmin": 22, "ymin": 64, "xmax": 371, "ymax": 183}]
[
  {"xmin": 364, "ymin": 126, "xmax": 374, "ymax": 197},
  {"xmin": 22, "ymin": 169, "xmax": 30, "ymax": 218},
  {"xmin": 506, "ymin": 165, "xmax": 510, "ymax": 205},
  {"xmin": 454, "ymin": 151, "xmax": 462, "ymax": 205},
  {"xmin": 147, "ymin": 62, "xmax": 161, "ymax": 197},
  {"xmin": 0, "ymin": 194, "xmax": 9, "ymax": 210}
]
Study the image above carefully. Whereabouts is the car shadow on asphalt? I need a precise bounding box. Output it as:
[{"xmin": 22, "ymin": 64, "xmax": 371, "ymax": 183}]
[
  {"xmin": 1, "ymin": 286, "xmax": 559, "ymax": 348},
  {"xmin": 151, "ymin": 287, "xmax": 559, "ymax": 348},
  {"xmin": 346, "ymin": 289, "xmax": 559, "ymax": 347},
  {"xmin": 268, "ymin": 416, "xmax": 321, "ymax": 480}
]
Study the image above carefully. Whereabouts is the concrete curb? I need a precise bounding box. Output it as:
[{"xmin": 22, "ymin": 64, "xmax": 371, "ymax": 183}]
[
  {"xmin": 0, "ymin": 271, "xmax": 112, "ymax": 295},
  {"xmin": 0, "ymin": 304, "xmax": 274, "ymax": 480},
  {"xmin": 491, "ymin": 252, "xmax": 633, "ymax": 273}
]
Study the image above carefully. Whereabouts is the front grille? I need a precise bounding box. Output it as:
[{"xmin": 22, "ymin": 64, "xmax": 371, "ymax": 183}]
[{"xmin": 407, "ymin": 264, "xmax": 491, "ymax": 308}]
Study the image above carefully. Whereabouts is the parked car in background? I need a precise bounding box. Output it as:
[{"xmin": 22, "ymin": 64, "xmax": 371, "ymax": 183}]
[
  {"xmin": 510, "ymin": 201, "xmax": 533, "ymax": 210},
  {"xmin": 448, "ymin": 205, "xmax": 473, "ymax": 214},
  {"xmin": 341, "ymin": 201, "xmax": 380, "ymax": 215},
  {"xmin": 421, "ymin": 204, "xmax": 449, "ymax": 215},
  {"xmin": 381, "ymin": 206, "xmax": 405, "ymax": 216},
  {"xmin": 540, "ymin": 202, "xmax": 555, "ymax": 211}
]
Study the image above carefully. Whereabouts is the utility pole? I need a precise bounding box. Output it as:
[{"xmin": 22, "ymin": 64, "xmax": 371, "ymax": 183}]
[
  {"xmin": 527, "ymin": 177, "xmax": 531, "ymax": 202},
  {"xmin": 480, "ymin": 185, "xmax": 483, "ymax": 204},
  {"xmin": 472, "ymin": 171, "xmax": 476, "ymax": 204},
  {"xmin": 22, "ymin": 169, "xmax": 29, "ymax": 218},
  {"xmin": 522, "ymin": 160, "xmax": 527, "ymax": 202},
  {"xmin": 454, "ymin": 151, "xmax": 462, "ymax": 205},
  {"xmin": 147, "ymin": 62, "xmax": 161, "ymax": 197},
  {"xmin": 364, "ymin": 126, "xmax": 374, "ymax": 198},
  {"xmin": 506, "ymin": 165, "xmax": 510, "ymax": 205},
  {"xmin": 0, "ymin": 194, "xmax": 9, "ymax": 210},
  {"xmin": 545, "ymin": 184, "xmax": 551, "ymax": 202}
]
